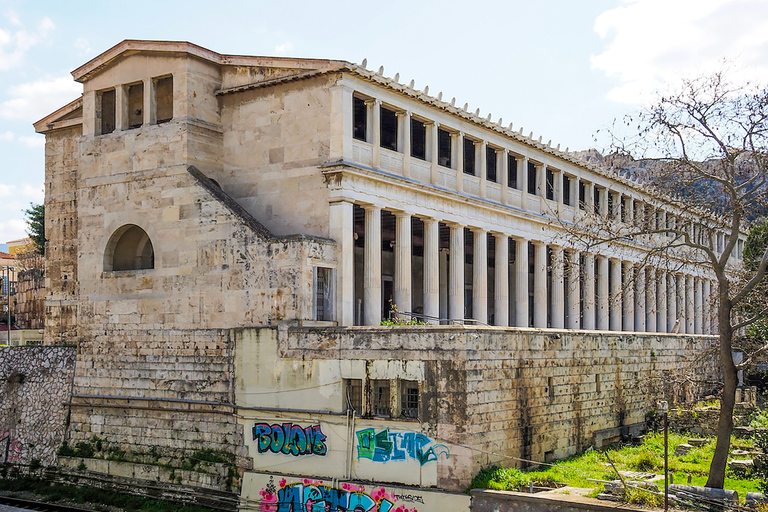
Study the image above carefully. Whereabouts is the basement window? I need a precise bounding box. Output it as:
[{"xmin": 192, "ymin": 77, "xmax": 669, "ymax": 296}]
[
  {"xmin": 344, "ymin": 378, "xmax": 363, "ymax": 413},
  {"xmin": 155, "ymin": 76, "xmax": 173, "ymax": 124},
  {"xmin": 128, "ymin": 83, "xmax": 144, "ymax": 129},
  {"xmin": 437, "ymin": 128, "xmax": 452, "ymax": 167},
  {"xmin": 401, "ymin": 380, "xmax": 419, "ymax": 418},
  {"xmin": 372, "ymin": 380, "xmax": 391, "ymax": 417},
  {"xmin": 353, "ymin": 96, "xmax": 368, "ymax": 141},
  {"xmin": 463, "ymin": 137, "xmax": 476, "ymax": 175},
  {"xmin": 527, "ymin": 162, "xmax": 537, "ymax": 195},
  {"xmin": 508, "ymin": 155, "xmax": 518, "ymax": 189},
  {"xmin": 411, "ymin": 118, "xmax": 426, "ymax": 160},
  {"xmin": 313, "ymin": 267, "xmax": 334, "ymax": 321},
  {"xmin": 486, "ymin": 147, "xmax": 498, "ymax": 183},
  {"xmin": 380, "ymin": 105, "xmax": 398, "ymax": 151},
  {"xmin": 99, "ymin": 89, "xmax": 116, "ymax": 135}
]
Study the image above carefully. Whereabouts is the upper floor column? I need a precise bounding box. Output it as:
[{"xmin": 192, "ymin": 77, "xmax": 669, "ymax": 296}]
[
  {"xmin": 393, "ymin": 212, "xmax": 412, "ymax": 317},
  {"xmin": 370, "ymin": 99, "xmax": 382, "ymax": 168},
  {"xmin": 429, "ymin": 122, "xmax": 440, "ymax": 186},
  {"xmin": 448, "ymin": 223, "xmax": 465, "ymax": 323},
  {"xmin": 397, "ymin": 110, "xmax": 411, "ymax": 178},
  {"xmin": 551, "ymin": 245, "xmax": 565, "ymax": 329},
  {"xmin": 472, "ymin": 228, "xmax": 488, "ymax": 324},
  {"xmin": 609, "ymin": 258, "xmax": 622, "ymax": 331},
  {"xmin": 363, "ymin": 204, "xmax": 382, "ymax": 325},
  {"xmin": 515, "ymin": 237, "xmax": 529, "ymax": 328},
  {"xmin": 422, "ymin": 217, "xmax": 440, "ymax": 324},
  {"xmin": 454, "ymin": 131, "xmax": 464, "ymax": 193},
  {"xmin": 597, "ymin": 256, "xmax": 609, "ymax": 330},
  {"xmin": 622, "ymin": 262, "xmax": 635, "ymax": 332},
  {"xmin": 532, "ymin": 241, "xmax": 547, "ymax": 328},
  {"xmin": 493, "ymin": 232, "xmax": 509, "ymax": 327},
  {"xmin": 329, "ymin": 200, "xmax": 355, "ymax": 326}
]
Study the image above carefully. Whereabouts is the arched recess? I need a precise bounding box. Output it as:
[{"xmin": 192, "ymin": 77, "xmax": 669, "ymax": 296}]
[{"xmin": 104, "ymin": 224, "xmax": 155, "ymax": 271}]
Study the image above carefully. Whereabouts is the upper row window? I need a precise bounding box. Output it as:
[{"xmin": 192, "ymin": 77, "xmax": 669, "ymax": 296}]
[{"xmin": 98, "ymin": 76, "xmax": 173, "ymax": 135}]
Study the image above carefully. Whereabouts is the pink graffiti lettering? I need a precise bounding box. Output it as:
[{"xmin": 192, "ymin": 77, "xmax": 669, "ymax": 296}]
[{"xmin": 258, "ymin": 479, "xmax": 418, "ymax": 512}]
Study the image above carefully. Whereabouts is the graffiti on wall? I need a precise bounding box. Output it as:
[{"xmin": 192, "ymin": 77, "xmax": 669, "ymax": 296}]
[
  {"xmin": 258, "ymin": 476, "xmax": 419, "ymax": 512},
  {"xmin": 0, "ymin": 431, "xmax": 22, "ymax": 463},
  {"xmin": 252, "ymin": 422, "xmax": 327, "ymax": 456},
  {"xmin": 356, "ymin": 428, "xmax": 449, "ymax": 466}
]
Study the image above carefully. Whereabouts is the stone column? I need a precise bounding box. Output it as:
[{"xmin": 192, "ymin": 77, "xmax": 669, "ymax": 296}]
[
  {"xmin": 363, "ymin": 205, "xmax": 382, "ymax": 325},
  {"xmin": 520, "ymin": 157, "xmax": 529, "ymax": 204},
  {"xmin": 439, "ymin": 248, "xmax": 449, "ymax": 321},
  {"xmin": 449, "ymin": 224, "xmax": 465, "ymax": 323},
  {"xmin": 597, "ymin": 256, "xmax": 609, "ymax": 330},
  {"xmin": 473, "ymin": 228, "xmax": 488, "ymax": 324},
  {"xmin": 667, "ymin": 273, "xmax": 677, "ymax": 332},
  {"xmin": 657, "ymin": 269, "xmax": 667, "ymax": 333},
  {"xmin": 551, "ymin": 246, "xmax": 565, "ymax": 329},
  {"xmin": 371, "ymin": 99, "xmax": 381, "ymax": 168},
  {"xmin": 115, "ymin": 85, "xmax": 128, "ymax": 131},
  {"xmin": 454, "ymin": 132, "xmax": 464, "ymax": 193},
  {"xmin": 677, "ymin": 273, "xmax": 686, "ymax": 333},
  {"xmin": 143, "ymin": 78, "xmax": 155, "ymax": 126},
  {"xmin": 686, "ymin": 275, "xmax": 695, "ymax": 334},
  {"xmin": 703, "ymin": 278, "xmax": 712, "ymax": 334},
  {"xmin": 494, "ymin": 233, "xmax": 509, "ymax": 327},
  {"xmin": 609, "ymin": 258, "xmax": 621, "ymax": 331},
  {"xmin": 423, "ymin": 218, "xmax": 440, "ymax": 324},
  {"xmin": 694, "ymin": 277, "xmax": 703, "ymax": 334},
  {"xmin": 533, "ymin": 242, "xmax": 547, "ymax": 328},
  {"xmin": 399, "ymin": 110, "xmax": 411, "ymax": 178},
  {"xmin": 646, "ymin": 267, "xmax": 656, "ymax": 333},
  {"xmin": 583, "ymin": 253, "xmax": 595, "ymax": 330},
  {"xmin": 567, "ymin": 250, "xmax": 580, "ymax": 329},
  {"xmin": 479, "ymin": 141, "xmax": 487, "ymax": 198},
  {"xmin": 329, "ymin": 200, "xmax": 354, "ymax": 326},
  {"xmin": 515, "ymin": 238, "xmax": 529, "ymax": 327},
  {"xmin": 501, "ymin": 150, "xmax": 509, "ymax": 204},
  {"xmin": 635, "ymin": 265, "xmax": 646, "ymax": 332},
  {"xmin": 623, "ymin": 262, "xmax": 635, "ymax": 331},
  {"xmin": 430, "ymin": 122, "xmax": 439, "ymax": 185},
  {"xmin": 394, "ymin": 212, "xmax": 412, "ymax": 317}
]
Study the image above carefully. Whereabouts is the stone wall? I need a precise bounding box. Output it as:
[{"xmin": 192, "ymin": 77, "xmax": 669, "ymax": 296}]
[{"xmin": 0, "ymin": 346, "xmax": 76, "ymax": 466}]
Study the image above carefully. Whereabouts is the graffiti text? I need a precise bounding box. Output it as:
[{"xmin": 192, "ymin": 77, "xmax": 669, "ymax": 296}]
[
  {"xmin": 252, "ymin": 422, "xmax": 327, "ymax": 456},
  {"xmin": 356, "ymin": 428, "xmax": 449, "ymax": 466}
]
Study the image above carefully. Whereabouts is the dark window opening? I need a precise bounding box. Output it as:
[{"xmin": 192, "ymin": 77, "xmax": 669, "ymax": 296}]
[
  {"xmin": 344, "ymin": 379, "xmax": 363, "ymax": 413},
  {"xmin": 463, "ymin": 137, "xmax": 476, "ymax": 175},
  {"xmin": 353, "ymin": 96, "xmax": 367, "ymax": 141},
  {"xmin": 372, "ymin": 380, "xmax": 390, "ymax": 416},
  {"xmin": 527, "ymin": 162, "xmax": 537, "ymax": 195},
  {"xmin": 155, "ymin": 76, "xmax": 173, "ymax": 124},
  {"xmin": 621, "ymin": 197, "xmax": 627, "ymax": 222},
  {"xmin": 486, "ymin": 147, "xmax": 497, "ymax": 183},
  {"xmin": 594, "ymin": 186, "xmax": 601, "ymax": 214},
  {"xmin": 508, "ymin": 155, "xmax": 518, "ymax": 189},
  {"xmin": 578, "ymin": 182, "xmax": 586, "ymax": 210},
  {"xmin": 128, "ymin": 83, "xmax": 144, "ymax": 129},
  {"xmin": 380, "ymin": 106, "xmax": 398, "ymax": 151},
  {"xmin": 607, "ymin": 192, "xmax": 614, "ymax": 218},
  {"xmin": 545, "ymin": 168, "xmax": 555, "ymax": 200},
  {"xmin": 314, "ymin": 267, "xmax": 333, "ymax": 321},
  {"xmin": 438, "ymin": 128, "xmax": 452, "ymax": 167},
  {"xmin": 563, "ymin": 175, "xmax": 572, "ymax": 206},
  {"xmin": 401, "ymin": 380, "xmax": 419, "ymax": 418},
  {"xmin": 105, "ymin": 224, "xmax": 154, "ymax": 271},
  {"xmin": 411, "ymin": 118, "xmax": 426, "ymax": 160},
  {"xmin": 100, "ymin": 89, "xmax": 116, "ymax": 135}
]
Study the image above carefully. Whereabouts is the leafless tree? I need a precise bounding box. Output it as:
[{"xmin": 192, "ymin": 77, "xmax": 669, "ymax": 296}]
[{"xmin": 564, "ymin": 71, "xmax": 768, "ymax": 488}]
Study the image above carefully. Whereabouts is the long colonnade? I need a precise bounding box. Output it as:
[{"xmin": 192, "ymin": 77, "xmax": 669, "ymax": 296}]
[{"xmin": 330, "ymin": 200, "xmax": 715, "ymax": 334}]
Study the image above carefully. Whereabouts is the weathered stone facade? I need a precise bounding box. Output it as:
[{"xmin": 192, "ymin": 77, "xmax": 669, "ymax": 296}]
[{"xmin": 0, "ymin": 346, "xmax": 76, "ymax": 466}]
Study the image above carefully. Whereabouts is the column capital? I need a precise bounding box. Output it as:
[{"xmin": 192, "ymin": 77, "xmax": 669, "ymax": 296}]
[
  {"xmin": 468, "ymin": 225, "xmax": 487, "ymax": 234},
  {"xmin": 391, "ymin": 209, "xmax": 413, "ymax": 218},
  {"xmin": 490, "ymin": 231, "xmax": 510, "ymax": 239},
  {"xmin": 444, "ymin": 221, "xmax": 465, "ymax": 229},
  {"xmin": 359, "ymin": 202, "xmax": 382, "ymax": 212}
]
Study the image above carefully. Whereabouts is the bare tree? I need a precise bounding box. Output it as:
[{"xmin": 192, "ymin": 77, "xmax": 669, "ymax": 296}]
[{"xmin": 564, "ymin": 71, "xmax": 768, "ymax": 488}]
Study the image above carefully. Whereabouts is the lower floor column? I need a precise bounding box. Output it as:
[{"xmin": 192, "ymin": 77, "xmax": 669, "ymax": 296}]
[
  {"xmin": 473, "ymin": 228, "xmax": 488, "ymax": 324},
  {"xmin": 645, "ymin": 267, "xmax": 656, "ymax": 333},
  {"xmin": 566, "ymin": 250, "xmax": 580, "ymax": 330},
  {"xmin": 676, "ymin": 273, "xmax": 686, "ymax": 333},
  {"xmin": 668, "ymin": 273, "xmax": 677, "ymax": 332},
  {"xmin": 494, "ymin": 233, "xmax": 509, "ymax": 327},
  {"xmin": 423, "ymin": 218, "xmax": 440, "ymax": 324},
  {"xmin": 363, "ymin": 205, "xmax": 382, "ymax": 325},
  {"xmin": 551, "ymin": 245, "xmax": 565, "ymax": 329},
  {"xmin": 703, "ymin": 278, "xmax": 712, "ymax": 334},
  {"xmin": 515, "ymin": 238, "xmax": 529, "ymax": 327},
  {"xmin": 583, "ymin": 253, "xmax": 595, "ymax": 330},
  {"xmin": 394, "ymin": 212, "xmax": 412, "ymax": 316},
  {"xmin": 622, "ymin": 262, "xmax": 635, "ymax": 332},
  {"xmin": 686, "ymin": 275, "xmax": 695, "ymax": 334},
  {"xmin": 329, "ymin": 200, "xmax": 354, "ymax": 325},
  {"xmin": 609, "ymin": 258, "xmax": 622, "ymax": 331},
  {"xmin": 657, "ymin": 270, "xmax": 667, "ymax": 333},
  {"xmin": 597, "ymin": 256, "xmax": 609, "ymax": 331},
  {"xmin": 533, "ymin": 241, "xmax": 547, "ymax": 328},
  {"xmin": 635, "ymin": 265, "xmax": 646, "ymax": 332},
  {"xmin": 449, "ymin": 224, "xmax": 465, "ymax": 323},
  {"xmin": 694, "ymin": 277, "xmax": 703, "ymax": 334}
]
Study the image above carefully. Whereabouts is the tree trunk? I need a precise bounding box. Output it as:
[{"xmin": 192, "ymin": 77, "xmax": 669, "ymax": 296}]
[{"xmin": 705, "ymin": 303, "xmax": 736, "ymax": 489}]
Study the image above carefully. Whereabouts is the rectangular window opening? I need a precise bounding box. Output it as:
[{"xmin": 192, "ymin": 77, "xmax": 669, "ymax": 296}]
[
  {"xmin": 578, "ymin": 182, "xmax": 586, "ymax": 210},
  {"xmin": 607, "ymin": 192, "xmax": 615, "ymax": 218},
  {"xmin": 563, "ymin": 175, "xmax": 572, "ymax": 206},
  {"xmin": 463, "ymin": 137, "xmax": 476, "ymax": 175},
  {"xmin": 99, "ymin": 89, "xmax": 116, "ymax": 135},
  {"xmin": 527, "ymin": 162, "xmax": 537, "ymax": 195},
  {"xmin": 401, "ymin": 380, "xmax": 419, "ymax": 418},
  {"xmin": 353, "ymin": 96, "xmax": 368, "ymax": 141},
  {"xmin": 508, "ymin": 155, "xmax": 518, "ymax": 189},
  {"xmin": 594, "ymin": 186, "xmax": 601, "ymax": 215},
  {"xmin": 344, "ymin": 378, "xmax": 363, "ymax": 413},
  {"xmin": 128, "ymin": 83, "xmax": 144, "ymax": 129},
  {"xmin": 372, "ymin": 380, "xmax": 391, "ymax": 417},
  {"xmin": 314, "ymin": 267, "xmax": 333, "ymax": 321},
  {"xmin": 486, "ymin": 147, "xmax": 497, "ymax": 183},
  {"xmin": 380, "ymin": 106, "xmax": 398, "ymax": 151},
  {"xmin": 411, "ymin": 118, "xmax": 426, "ymax": 160},
  {"xmin": 545, "ymin": 168, "xmax": 555, "ymax": 200},
  {"xmin": 155, "ymin": 76, "xmax": 173, "ymax": 124},
  {"xmin": 438, "ymin": 128, "xmax": 452, "ymax": 167}
]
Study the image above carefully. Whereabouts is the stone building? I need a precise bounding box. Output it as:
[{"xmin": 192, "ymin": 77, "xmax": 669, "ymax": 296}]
[{"xmin": 31, "ymin": 40, "xmax": 725, "ymax": 509}]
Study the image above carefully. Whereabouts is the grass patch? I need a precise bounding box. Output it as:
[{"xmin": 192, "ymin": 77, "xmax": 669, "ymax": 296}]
[
  {"xmin": 0, "ymin": 475, "xmax": 218, "ymax": 512},
  {"xmin": 470, "ymin": 432, "xmax": 762, "ymax": 504}
]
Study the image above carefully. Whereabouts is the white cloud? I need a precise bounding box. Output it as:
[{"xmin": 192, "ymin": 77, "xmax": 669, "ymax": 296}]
[
  {"xmin": 274, "ymin": 41, "xmax": 294, "ymax": 55},
  {"xmin": 74, "ymin": 37, "xmax": 92, "ymax": 57},
  {"xmin": 0, "ymin": 75, "xmax": 81, "ymax": 123},
  {"xmin": 0, "ymin": 182, "xmax": 43, "ymax": 202},
  {"xmin": 0, "ymin": 13, "xmax": 55, "ymax": 71},
  {"xmin": 591, "ymin": 0, "xmax": 768, "ymax": 104},
  {"xmin": 0, "ymin": 131, "xmax": 13, "ymax": 141},
  {"xmin": 0, "ymin": 218, "xmax": 28, "ymax": 246},
  {"xmin": 19, "ymin": 135, "xmax": 44, "ymax": 148}
]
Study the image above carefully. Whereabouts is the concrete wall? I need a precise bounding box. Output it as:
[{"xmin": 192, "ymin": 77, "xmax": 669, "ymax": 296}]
[
  {"xmin": 0, "ymin": 346, "xmax": 76, "ymax": 466},
  {"xmin": 470, "ymin": 489, "xmax": 641, "ymax": 512}
]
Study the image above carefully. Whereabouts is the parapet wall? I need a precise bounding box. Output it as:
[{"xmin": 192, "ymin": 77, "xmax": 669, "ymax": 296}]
[{"xmin": 0, "ymin": 346, "xmax": 76, "ymax": 466}]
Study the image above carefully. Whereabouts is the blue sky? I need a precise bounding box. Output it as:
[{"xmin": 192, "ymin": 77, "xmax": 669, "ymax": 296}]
[{"xmin": 2, "ymin": 0, "xmax": 768, "ymax": 251}]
